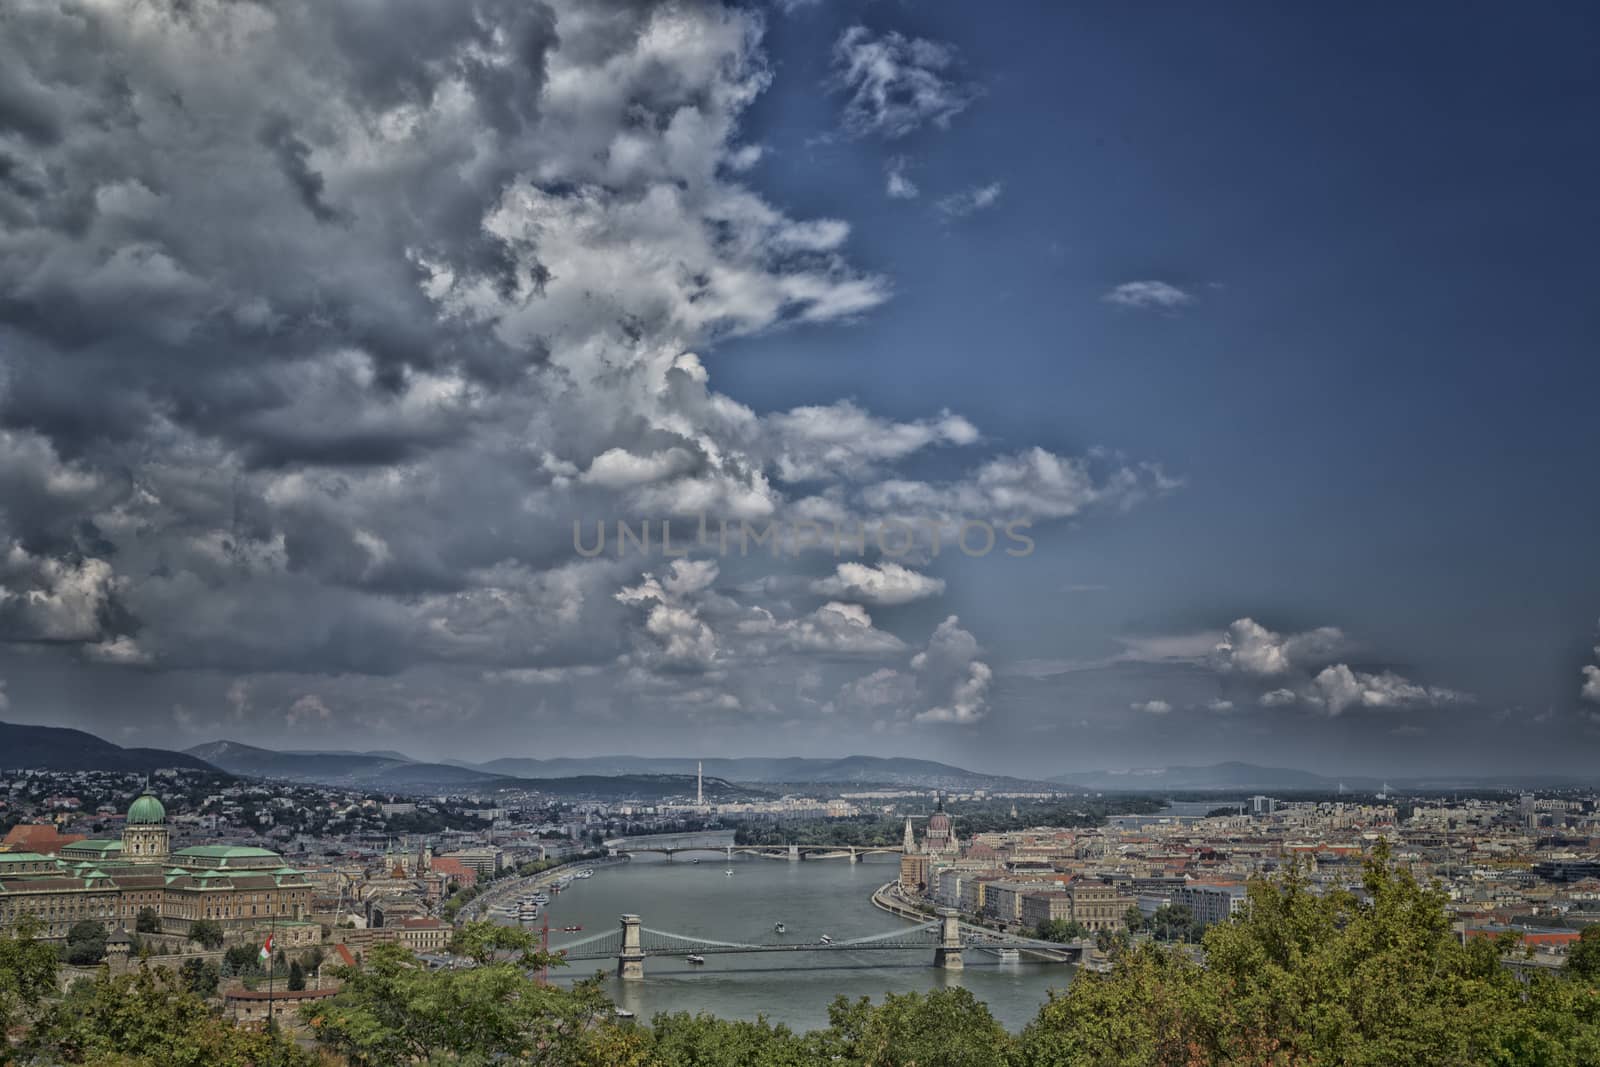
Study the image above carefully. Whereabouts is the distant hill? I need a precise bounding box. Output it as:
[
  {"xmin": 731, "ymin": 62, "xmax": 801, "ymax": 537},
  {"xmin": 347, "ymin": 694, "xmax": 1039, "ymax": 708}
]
[
  {"xmin": 469, "ymin": 754, "xmax": 1065, "ymax": 791},
  {"xmin": 186, "ymin": 740, "xmax": 754, "ymax": 799},
  {"xmin": 187, "ymin": 740, "xmax": 511, "ymax": 792},
  {"xmin": 1055, "ymin": 762, "xmax": 1353, "ymax": 792},
  {"xmin": 0, "ymin": 721, "xmax": 218, "ymax": 774},
  {"xmin": 1055, "ymin": 761, "xmax": 1600, "ymax": 793}
]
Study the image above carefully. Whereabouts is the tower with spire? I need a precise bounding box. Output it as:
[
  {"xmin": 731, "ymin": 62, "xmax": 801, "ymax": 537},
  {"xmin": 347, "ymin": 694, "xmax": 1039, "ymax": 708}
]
[{"xmin": 696, "ymin": 761, "xmax": 704, "ymax": 808}]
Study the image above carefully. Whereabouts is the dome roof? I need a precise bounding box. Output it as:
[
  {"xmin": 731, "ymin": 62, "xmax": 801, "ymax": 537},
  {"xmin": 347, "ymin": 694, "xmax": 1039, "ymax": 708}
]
[{"xmin": 126, "ymin": 793, "xmax": 166, "ymax": 825}]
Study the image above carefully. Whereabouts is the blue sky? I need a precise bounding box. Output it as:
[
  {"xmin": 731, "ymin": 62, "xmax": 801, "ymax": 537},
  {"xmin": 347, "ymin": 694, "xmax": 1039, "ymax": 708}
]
[
  {"xmin": 0, "ymin": 0, "xmax": 1596, "ymax": 776},
  {"xmin": 705, "ymin": 0, "xmax": 1600, "ymax": 772}
]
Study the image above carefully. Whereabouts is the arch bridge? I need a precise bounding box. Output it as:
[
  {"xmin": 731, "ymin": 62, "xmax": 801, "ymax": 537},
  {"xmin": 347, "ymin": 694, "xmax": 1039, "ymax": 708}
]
[{"xmin": 552, "ymin": 912, "xmax": 1080, "ymax": 978}]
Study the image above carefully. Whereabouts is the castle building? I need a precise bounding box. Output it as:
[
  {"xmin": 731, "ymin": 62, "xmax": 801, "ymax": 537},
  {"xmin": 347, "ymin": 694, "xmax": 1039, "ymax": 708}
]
[{"xmin": 0, "ymin": 791, "xmax": 313, "ymax": 940}]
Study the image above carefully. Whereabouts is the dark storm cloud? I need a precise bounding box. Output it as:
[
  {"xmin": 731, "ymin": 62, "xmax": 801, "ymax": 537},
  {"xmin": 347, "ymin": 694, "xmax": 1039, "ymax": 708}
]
[
  {"xmin": 0, "ymin": 0, "xmax": 1174, "ymax": 754},
  {"xmin": 257, "ymin": 114, "xmax": 345, "ymax": 224}
]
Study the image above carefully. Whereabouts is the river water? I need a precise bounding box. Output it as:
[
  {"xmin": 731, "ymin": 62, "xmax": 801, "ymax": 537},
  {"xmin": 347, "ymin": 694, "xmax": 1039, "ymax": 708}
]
[{"xmin": 520, "ymin": 853, "xmax": 1074, "ymax": 1032}]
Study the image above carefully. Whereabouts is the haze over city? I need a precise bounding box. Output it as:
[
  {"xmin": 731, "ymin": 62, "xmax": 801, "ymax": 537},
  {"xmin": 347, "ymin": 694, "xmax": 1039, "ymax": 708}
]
[{"xmin": 1, "ymin": 0, "xmax": 1598, "ymax": 780}]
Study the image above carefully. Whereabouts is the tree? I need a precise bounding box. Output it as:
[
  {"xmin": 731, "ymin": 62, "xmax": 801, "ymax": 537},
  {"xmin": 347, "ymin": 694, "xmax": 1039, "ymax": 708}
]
[
  {"xmin": 23, "ymin": 966, "xmax": 314, "ymax": 1066},
  {"xmin": 1567, "ymin": 924, "xmax": 1600, "ymax": 982},
  {"xmin": 307, "ymin": 941, "xmax": 613, "ymax": 1065},
  {"xmin": 223, "ymin": 943, "xmax": 262, "ymax": 977},
  {"xmin": 1015, "ymin": 843, "xmax": 1600, "ymax": 1066},
  {"xmin": 287, "ymin": 960, "xmax": 306, "ymax": 991},
  {"xmin": 64, "ymin": 920, "xmax": 107, "ymax": 966},
  {"xmin": 0, "ymin": 917, "xmax": 59, "ymax": 1061},
  {"xmin": 449, "ymin": 920, "xmax": 543, "ymax": 966},
  {"xmin": 135, "ymin": 908, "xmax": 161, "ymax": 934},
  {"xmin": 647, "ymin": 1011, "xmax": 817, "ymax": 1066},
  {"xmin": 1123, "ymin": 904, "xmax": 1145, "ymax": 933},
  {"xmin": 1148, "ymin": 903, "xmax": 1195, "ymax": 942},
  {"xmin": 817, "ymin": 987, "xmax": 1013, "ymax": 1066},
  {"xmin": 179, "ymin": 957, "xmax": 219, "ymax": 999},
  {"xmin": 187, "ymin": 918, "xmax": 224, "ymax": 950},
  {"xmin": 1035, "ymin": 918, "xmax": 1086, "ymax": 943}
]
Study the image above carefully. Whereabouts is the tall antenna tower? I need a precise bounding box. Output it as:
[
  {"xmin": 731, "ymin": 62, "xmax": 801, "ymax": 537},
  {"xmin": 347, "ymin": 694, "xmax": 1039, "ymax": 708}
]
[{"xmin": 697, "ymin": 761, "xmax": 703, "ymax": 807}]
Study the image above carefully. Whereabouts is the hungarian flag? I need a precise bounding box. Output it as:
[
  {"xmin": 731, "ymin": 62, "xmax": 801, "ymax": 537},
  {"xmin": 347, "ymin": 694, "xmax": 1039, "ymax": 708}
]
[{"xmin": 259, "ymin": 935, "xmax": 273, "ymax": 963}]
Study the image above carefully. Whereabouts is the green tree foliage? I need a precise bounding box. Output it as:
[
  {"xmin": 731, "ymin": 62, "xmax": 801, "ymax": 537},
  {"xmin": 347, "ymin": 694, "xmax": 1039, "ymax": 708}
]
[
  {"xmin": 306, "ymin": 941, "xmax": 613, "ymax": 1065},
  {"xmin": 448, "ymin": 920, "xmax": 543, "ymax": 966},
  {"xmin": 21, "ymin": 967, "xmax": 312, "ymax": 1066},
  {"xmin": 0, "ymin": 918, "xmax": 59, "ymax": 1064},
  {"xmin": 178, "ymin": 957, "xmax": 219, "ymax": 999},
  {"xmin": 62, "ymin": 921, "xmax": 106, "ymax": 966},
  {"xmin": 287, "ymin": 960, "xmax": 306, "ymax": 992},
  {"xmin": 1124, "ymin": 905, "xmax": 1146, "ymax": 933},
  {"xmin": 1148, "ymin": 903, "xmax": 1196, "ymax": 942},
  {"xmin": 221, "ymin": 943, "xmax": 262, "ymax": 978},
  {"xmin": 1016, "ymin": 843, "xmax": 1600, "ymax": 1066},
  {"xmin": 134, "ymin": 908, "xmax": 161, "ymax": 934},
  {"xmin": 818, "ymin": 988, "xmax": 1011, "ymax": 1067},
  {"xmin": 1034, "ymin": 918, "xmax": 1086, "ymax": 943},
  {"xmin": 643, "ymin": 1012, "xmax": 818, "ymax": 1066},
  {"xmin": 186, "ymin": 918, "xmax": 224, "ymax": 949},
  {"xmin": 1567, "ymin": 923, "xmax": 1600, "ymax": 982}
]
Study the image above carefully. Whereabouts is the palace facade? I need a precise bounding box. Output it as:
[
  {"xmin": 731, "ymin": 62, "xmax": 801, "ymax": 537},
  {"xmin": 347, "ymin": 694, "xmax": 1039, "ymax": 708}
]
[{"xmin": 0, "ymin": 792, "xmax": 312, "ymax": 939}]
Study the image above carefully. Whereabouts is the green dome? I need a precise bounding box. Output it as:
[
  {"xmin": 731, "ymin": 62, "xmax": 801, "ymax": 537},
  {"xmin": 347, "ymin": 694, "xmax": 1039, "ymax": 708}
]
[{"xmin": 126, "ymin": 793, "xmax": 166, "ymax": 825}]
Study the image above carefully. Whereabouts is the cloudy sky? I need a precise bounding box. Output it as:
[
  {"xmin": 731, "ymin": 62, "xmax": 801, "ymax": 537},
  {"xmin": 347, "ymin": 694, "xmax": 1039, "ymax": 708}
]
[{"xmin": 1, "ymin": 0, "xmax": 1597, "ymax": 777}]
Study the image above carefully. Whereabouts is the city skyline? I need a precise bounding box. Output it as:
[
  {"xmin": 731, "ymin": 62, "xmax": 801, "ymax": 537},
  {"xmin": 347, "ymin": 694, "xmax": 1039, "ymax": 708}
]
[{"xmin": 1, "ymin": 1, "xmax": 1598, "ymax": 778}]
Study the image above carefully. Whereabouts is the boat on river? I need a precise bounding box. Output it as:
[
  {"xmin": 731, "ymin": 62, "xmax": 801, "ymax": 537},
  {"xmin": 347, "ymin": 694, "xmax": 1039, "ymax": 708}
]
[
  {"xmin": 686, "ymin": 954, "xmax": 706, "ymax": 965},
  {"xmin": 773, "ymin": 922, "xmax": 785, "ymax": 934}
]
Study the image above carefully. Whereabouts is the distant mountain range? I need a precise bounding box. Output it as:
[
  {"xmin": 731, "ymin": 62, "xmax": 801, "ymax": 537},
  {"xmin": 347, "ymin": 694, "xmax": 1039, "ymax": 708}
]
[
  {"xmin": 189, "ymin": 744, "xmax": 1064, "ymax": 792},
  {"xmin": 6, "ymin": 724, "xmax": 1591, "ymax": 794},
  {"xmin": 186, "ymin": 740, "xmax": 752, "ymax": 799},
  {"xmin": 460, "ymin": 754, "xmax": 1064, "ymax": 791},
  {"xmin": 1055, "ymin": 762, "xmax": 1348, "ymax": 792},
  {"xmin": 0, "ymin": 721, "xmax": 218, "ymax": 774},
  {"xmin": 187, "ymin": 740, "xmax": 492, "ymax": 791},
  {"xmin": 1054, "ymin": 761, "xmax": 1600, "ymax": 793}
]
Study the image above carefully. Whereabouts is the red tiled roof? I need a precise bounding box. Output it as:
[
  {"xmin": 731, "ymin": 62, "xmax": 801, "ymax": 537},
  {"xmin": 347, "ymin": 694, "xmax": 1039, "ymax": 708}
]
[{"xmin": 2, "ymin": 825, "xmax": 86, "ymax": 854}]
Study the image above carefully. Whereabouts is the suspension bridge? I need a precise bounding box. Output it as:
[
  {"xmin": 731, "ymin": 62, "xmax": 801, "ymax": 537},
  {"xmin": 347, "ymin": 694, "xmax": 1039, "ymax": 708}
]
[{"xmin": 548, "ymin": 910, "xmax": 1082, "ymax": 978}]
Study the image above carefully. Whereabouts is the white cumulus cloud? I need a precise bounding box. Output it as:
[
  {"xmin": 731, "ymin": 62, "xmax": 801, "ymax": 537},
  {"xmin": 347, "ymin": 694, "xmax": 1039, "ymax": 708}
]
[
  {"xmin": 1103, "ymin": 281, "xmax": 1196, "ymax": 311},
  {"xmin": 811, "ymin": 562, "xmax": 945, "ymax": 605}
]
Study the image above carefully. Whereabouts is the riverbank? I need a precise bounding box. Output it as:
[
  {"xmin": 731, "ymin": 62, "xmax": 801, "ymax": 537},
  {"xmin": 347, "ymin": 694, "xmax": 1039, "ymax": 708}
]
[
  {"xmin": 456, "ymin": 855, "xmax": 626, "ymax": 923},
  {"xmin": 870, "ymin": 881, "xmax": 937, "ymax": 924}
]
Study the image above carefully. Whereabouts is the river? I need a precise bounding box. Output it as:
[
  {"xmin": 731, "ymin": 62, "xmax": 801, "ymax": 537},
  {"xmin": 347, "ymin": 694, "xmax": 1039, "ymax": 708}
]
[{"xmin": 514, "ymin": 853, "xmax": 1075, "ymax": 1032}]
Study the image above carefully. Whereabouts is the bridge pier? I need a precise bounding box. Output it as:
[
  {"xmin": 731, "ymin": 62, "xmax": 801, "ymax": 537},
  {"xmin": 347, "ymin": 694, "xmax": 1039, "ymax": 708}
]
[
  {"xmin": 618, "ymin": 914, "xmax": 644, "ymax": 980},
  {"xmin": 848, "ymin": 847, "xmax": 858, "ymax": 864},
  {"xmin": 788, "ymin": 844, "xmax": 800, "ymax": 862},
  {"xmin": 934, "ymin": 908, "xmax": 963, "ymax": 971}
]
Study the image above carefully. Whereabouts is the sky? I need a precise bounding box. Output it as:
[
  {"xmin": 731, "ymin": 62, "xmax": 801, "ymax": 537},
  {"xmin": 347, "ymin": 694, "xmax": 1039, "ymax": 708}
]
[{"xmin": 0, "ymin": 0, "xmax": 1597, "ymax": 778}]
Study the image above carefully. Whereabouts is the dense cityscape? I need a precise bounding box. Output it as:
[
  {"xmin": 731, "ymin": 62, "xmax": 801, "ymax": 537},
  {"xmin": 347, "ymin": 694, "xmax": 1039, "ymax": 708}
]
[{"xmin": 3, "ymin": 743, "xmax": 1600, "ymax": 1061}]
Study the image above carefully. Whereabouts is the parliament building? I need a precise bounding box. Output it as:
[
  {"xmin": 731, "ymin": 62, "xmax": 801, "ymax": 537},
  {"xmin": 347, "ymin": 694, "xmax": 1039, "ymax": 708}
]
[{"xmin": 0, "ymin": 791, "xmax": 312, "ymax": 940}]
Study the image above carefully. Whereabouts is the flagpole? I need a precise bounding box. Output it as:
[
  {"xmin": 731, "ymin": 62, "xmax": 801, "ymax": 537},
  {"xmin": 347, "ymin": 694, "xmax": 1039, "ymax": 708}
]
[{"xmin": 266, "ymin": 906, "xmax": 278, "ymax": 1027}]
